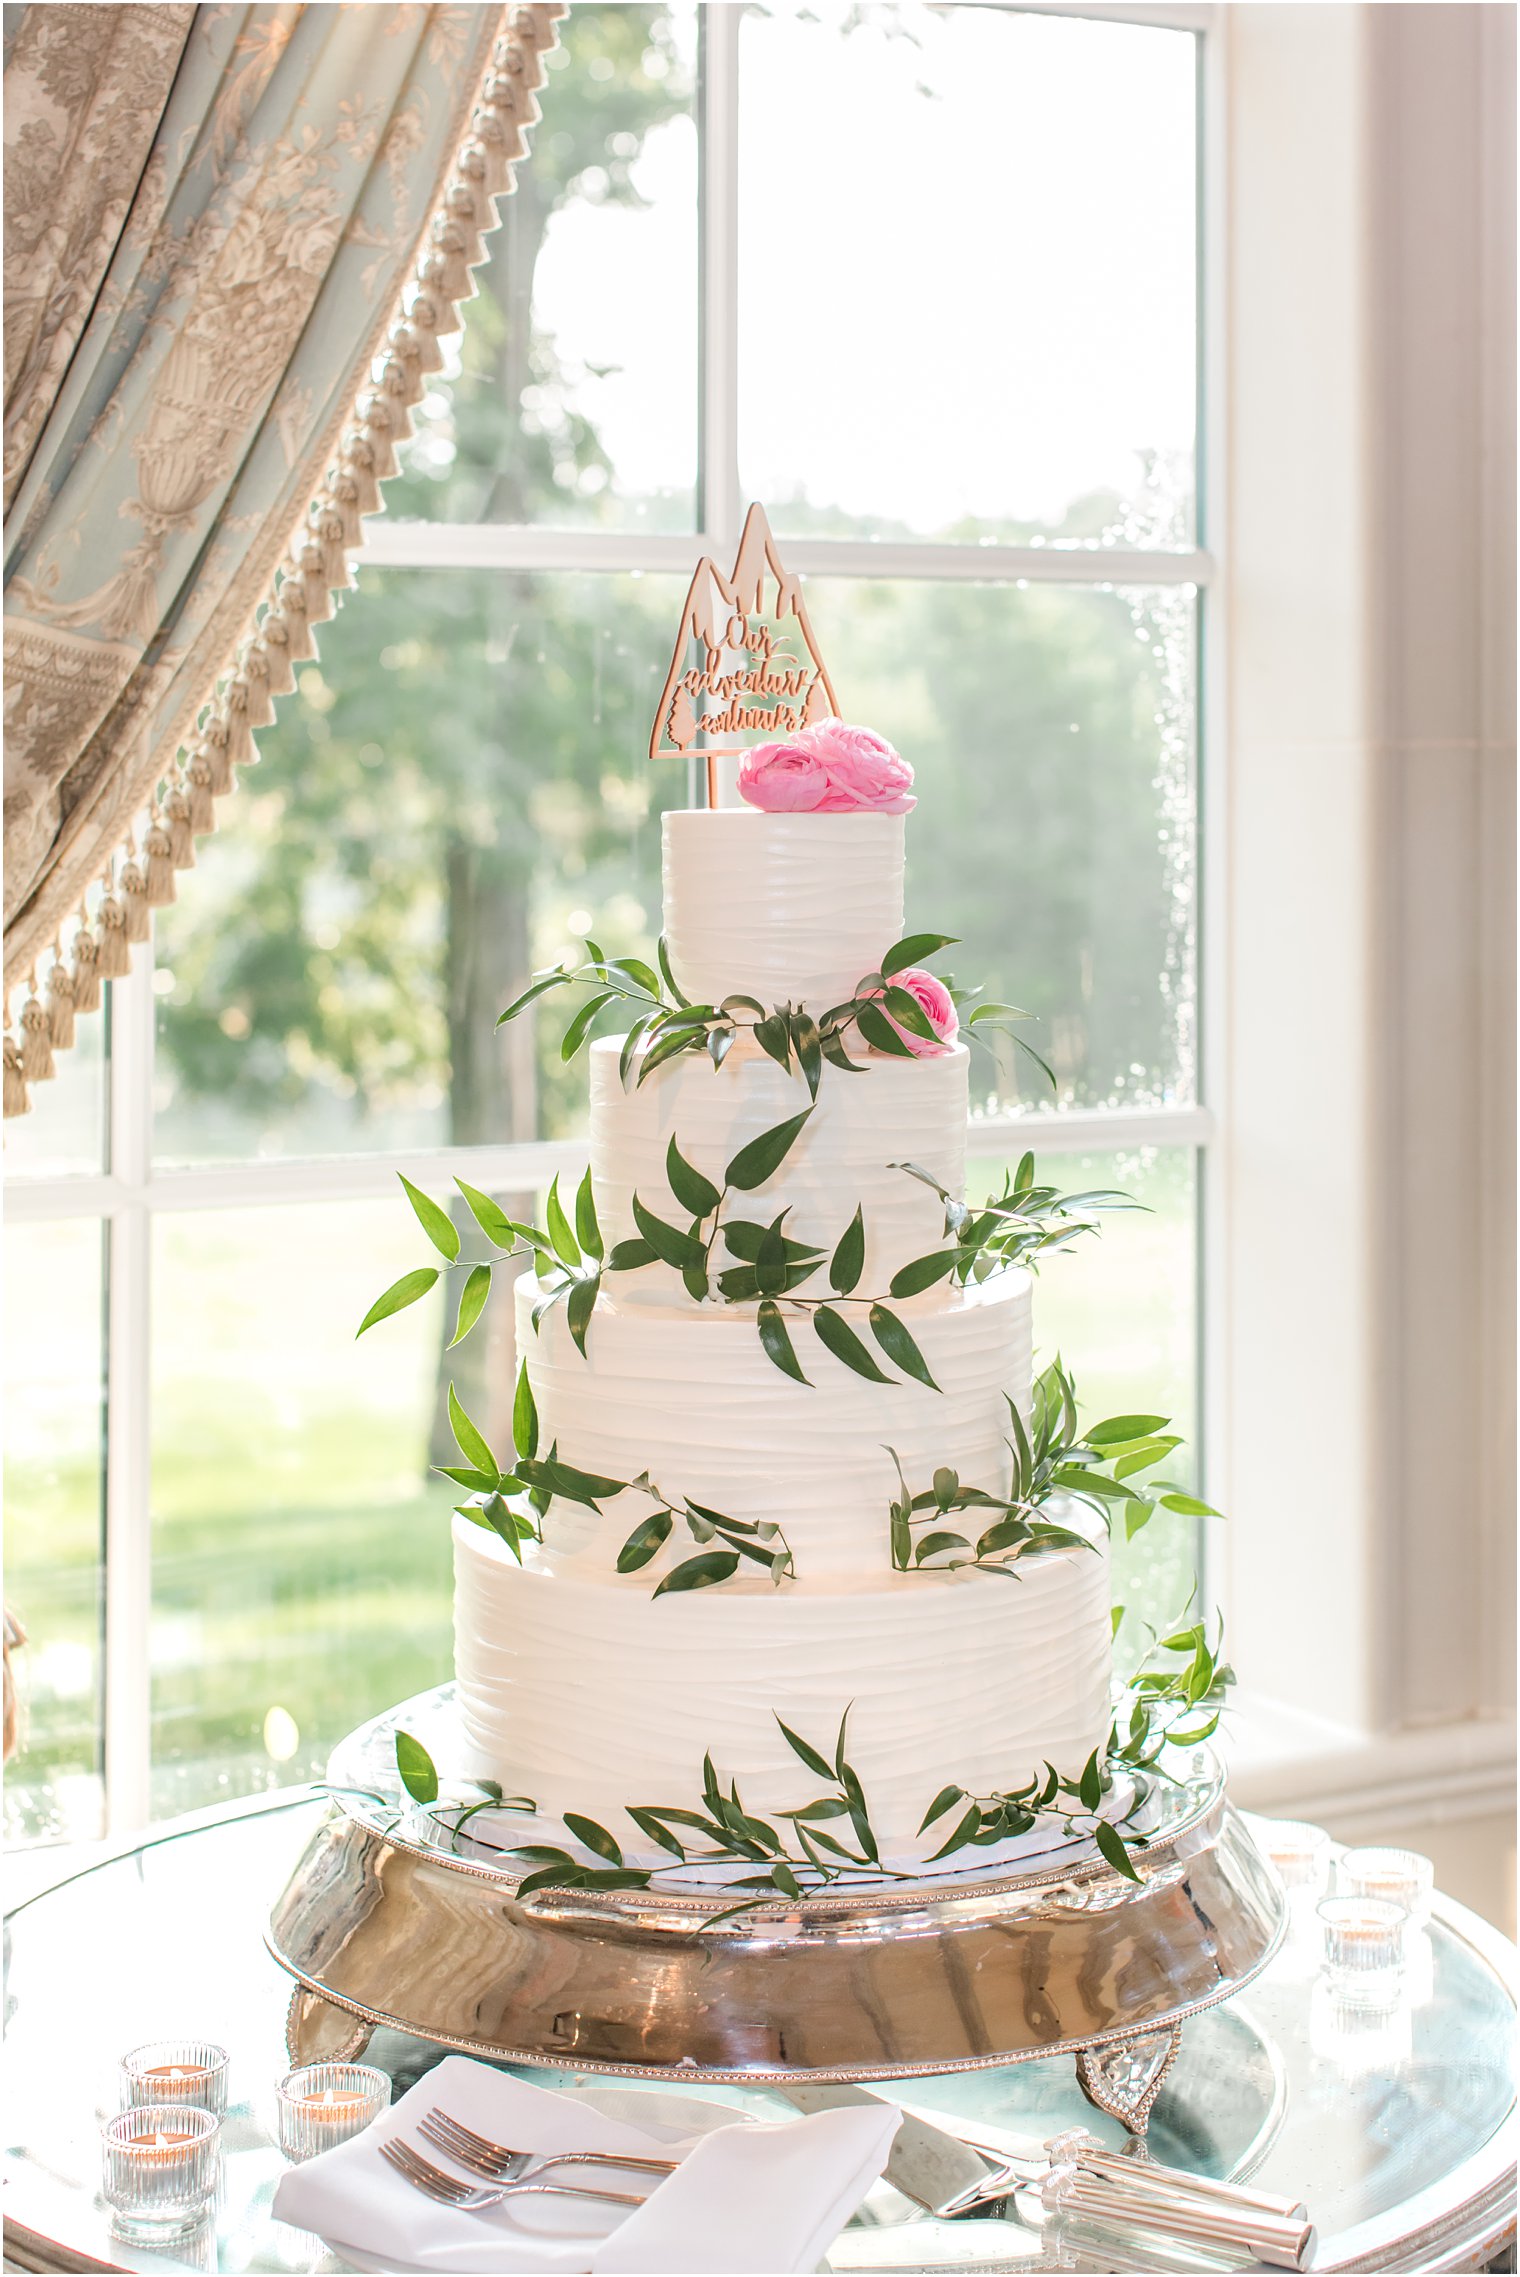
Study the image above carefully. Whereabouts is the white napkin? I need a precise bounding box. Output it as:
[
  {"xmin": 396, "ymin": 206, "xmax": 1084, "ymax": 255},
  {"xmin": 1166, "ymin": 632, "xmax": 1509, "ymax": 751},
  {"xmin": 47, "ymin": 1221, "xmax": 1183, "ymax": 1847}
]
[{"xmin": 272, "ymin": 2054, "xmax": 899, "ymax": 2275}]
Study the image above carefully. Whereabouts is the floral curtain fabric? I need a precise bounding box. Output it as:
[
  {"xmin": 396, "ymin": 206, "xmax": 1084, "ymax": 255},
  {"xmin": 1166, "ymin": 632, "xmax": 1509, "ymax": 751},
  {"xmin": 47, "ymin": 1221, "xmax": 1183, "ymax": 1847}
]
[{"xmin": 3, "ymin": 1, "xmax": 563, "ymax": 1113}]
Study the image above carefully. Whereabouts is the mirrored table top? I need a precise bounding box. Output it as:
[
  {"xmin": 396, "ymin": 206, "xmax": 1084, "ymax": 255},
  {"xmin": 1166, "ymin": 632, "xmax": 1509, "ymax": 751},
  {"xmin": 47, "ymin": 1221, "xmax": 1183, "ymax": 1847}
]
[{"xmin": 4, "ymin": 1791, "xmax": 1515, "ymax": 2274}]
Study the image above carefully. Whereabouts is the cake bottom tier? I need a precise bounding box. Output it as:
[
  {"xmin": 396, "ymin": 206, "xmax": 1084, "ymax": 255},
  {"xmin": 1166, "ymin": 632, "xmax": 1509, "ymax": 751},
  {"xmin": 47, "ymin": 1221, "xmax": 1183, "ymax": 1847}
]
[{"xmin": 453, "ymin": 1508, "xmax": 1114, "ymax": 1861}]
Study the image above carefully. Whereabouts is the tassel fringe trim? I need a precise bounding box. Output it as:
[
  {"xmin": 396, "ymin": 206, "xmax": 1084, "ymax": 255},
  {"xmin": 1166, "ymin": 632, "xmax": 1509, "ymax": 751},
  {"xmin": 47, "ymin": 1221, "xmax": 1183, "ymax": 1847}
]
[{"xmin": 4, "ymin": 2, "xmax": 566, "ymax": 1116}]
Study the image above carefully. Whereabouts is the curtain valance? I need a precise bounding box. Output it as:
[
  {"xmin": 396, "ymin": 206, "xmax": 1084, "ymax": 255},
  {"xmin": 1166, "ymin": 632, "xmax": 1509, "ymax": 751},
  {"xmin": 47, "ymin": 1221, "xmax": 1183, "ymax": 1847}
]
[{"xmin": 3, "ymin": 0, "xmax": 565, "ymax": 1113}]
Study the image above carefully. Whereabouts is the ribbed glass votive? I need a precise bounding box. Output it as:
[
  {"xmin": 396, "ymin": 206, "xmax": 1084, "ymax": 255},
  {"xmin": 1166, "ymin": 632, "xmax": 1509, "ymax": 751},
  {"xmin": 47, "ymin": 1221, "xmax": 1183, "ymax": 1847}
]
[
  {"xmin": 1259, "ymin": 1818, "xmax": 1332, "ymax": 1900},
  {"xmin": 121, "ymin": 2039, "xmax": 230, "ymax": 2118},
  {"xmin": 275, "ymin": 2063, "xmax": 390, "ymax": 2162},
  {"xmin": 1339, "ymin": 1845, "xmax": 1434, "ymax": 1927},
  {"xmin": 1318, "ymin": 1894, "xmax": 1408, "ymax": 2002},
  {"xmin": 101, "ymin": 2105, "xmax": 220, "ymax": 2234}
]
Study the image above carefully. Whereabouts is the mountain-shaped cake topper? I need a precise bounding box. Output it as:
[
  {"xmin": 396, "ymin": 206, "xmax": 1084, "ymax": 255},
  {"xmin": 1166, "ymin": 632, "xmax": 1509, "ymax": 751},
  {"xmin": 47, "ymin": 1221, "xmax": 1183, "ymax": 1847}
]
[{"xmin": 650, "ymin": 503, "xmax": 840, "ymax": 805}]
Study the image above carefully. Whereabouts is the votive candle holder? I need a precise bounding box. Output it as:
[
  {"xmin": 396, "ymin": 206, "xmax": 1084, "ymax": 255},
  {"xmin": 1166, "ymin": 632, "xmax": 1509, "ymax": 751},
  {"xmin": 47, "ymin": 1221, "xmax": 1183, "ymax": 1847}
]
[
  {"xmin": 101, "ymin": 2105, "xmax": 220, "ymax": 2235},
  {"xmin": 1339, "ymin": 1845, "xmax": 1434, "ymax": 1928},
  {"xmin": 121, "ymin": 2039, "xmax": 230, "ymax": 2118},
  {"xmin": 275, "ymin": 2063, "xmax": 390, "ymax": 2162},
  {"xmin": 1259, "ymin": 1818, "xmax": 1333, "ymax": 1901},
  {"xmin": 1318, "ymin": 1894, "xmax": 1408, "ymax": 2002}
]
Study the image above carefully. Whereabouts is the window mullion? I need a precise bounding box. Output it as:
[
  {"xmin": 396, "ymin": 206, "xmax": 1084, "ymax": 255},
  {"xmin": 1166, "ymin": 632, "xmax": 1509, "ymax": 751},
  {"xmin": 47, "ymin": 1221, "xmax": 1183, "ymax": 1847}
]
[
  {"xmin": 698, "ymin": 0, "xmax": 741, "ymax": 553},
  {"xmin": 103, "ymin": 954, "xmax": 155, "ymax": 1834}
]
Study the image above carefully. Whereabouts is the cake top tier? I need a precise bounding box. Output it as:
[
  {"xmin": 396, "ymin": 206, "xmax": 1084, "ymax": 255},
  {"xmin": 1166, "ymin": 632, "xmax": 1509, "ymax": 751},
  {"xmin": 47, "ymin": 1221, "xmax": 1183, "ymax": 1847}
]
[{"xmin": 663, "ymin": 810, "xmax": 906, "ymax": 1013}]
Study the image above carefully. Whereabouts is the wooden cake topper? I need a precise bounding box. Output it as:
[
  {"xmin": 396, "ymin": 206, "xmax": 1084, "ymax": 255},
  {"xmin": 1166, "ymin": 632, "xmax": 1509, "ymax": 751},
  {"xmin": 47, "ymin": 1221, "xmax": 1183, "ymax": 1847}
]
[{"xmin": 650, "ymin": 503, "xmax": 840, "ymax": 805}]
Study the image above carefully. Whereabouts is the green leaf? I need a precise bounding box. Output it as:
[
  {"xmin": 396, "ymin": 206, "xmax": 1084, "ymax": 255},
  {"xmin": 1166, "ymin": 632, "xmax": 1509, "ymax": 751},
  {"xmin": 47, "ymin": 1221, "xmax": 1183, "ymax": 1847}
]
[
  {"xmin": 790, "ymin": 1011, "xmax": 823, "ymax": 1099},
  {"xmin": 513, "ymin": 1359, "xmax": 539, "ymax": 1461},
  {"xmin": 775, "ymin": 1716, "xmax": 834, "ymax": 1780},
  {"xmin": 575, "ymin": 1168, "xmax": 603, "ymax": 1260},
  {"xmin": 448, "ymin": 1384, "xmax": 498, "ymax": 1480},
  {"xmin": 640, "ymin": 1024, "xmax": 704, "ymax": 1081},
  {"xmin": 666, "ymin": 1135, "xmax": 721, "ymax": 1219},
  {"xmin": 454, "ymin": 1179, "xmax": 518, "ymax": 1250},
  {"xmin": 653, "ymin": 1551, "xmax": 740, "ymax": 1596},
  {"xmin": 631, "ymin": 1195, "xmax": 707, "ymax": 1271},
  {"xmin": 1094, "ymin": 1820, "xmax": 1143, "ymax": 1883},
  {"xmin": 497, "ymin": 969, "xmax": 570, "ymax": 1025},
  {"xmin": 357, "ymin": 1266, "xmax": 439, "ymax": 1337},
  {"xmin": 755, "ymin": 1212, "xmax": 790, "ymax": 1297},
  {"xmin": 1111, "ymin": 1604, "xmax": 1126, "ymax": 1638},
  {"xmin": 627, "ymin": 1806, "xmax": 688, "ymax": 1860},
  {"xmin": 914, "ymin": 1529, "xmax": 970, "ymax": 1563},
  {"xmin": 881, "ymin": 932, "xmax": 958, "ymax": 979},
  {"xmin": 726, "ymin": 1109, "xmax": 814, "ymax": 1192},
  {"xmin": 617, "ymin": 1510, "xmax": 674, "ymax": 1572},
  {"xmin": 771, "ymin": 1860, "xmax": 801, "ymax": 1898},
  {"xmin": 682, "ymin": 1261, "xmax": 710, "ymax": 1302},
  {"xmin": 436, "ymin": 1464, "xmax": 499, "ymax": 1492},
  {"xmin": 618, "ymin": 1015, "xmax": 653, "ymax": 1088},
  {"xmin": 888, "ymin": 1250, "xmax": 958, "ymax": 1299},
  {"xmin": 544, "ymin": 1176, "xmax": 580, "ymax": 1268},
  {"xmin": 561, "ymin": 989, "xmax": 616, "ymax": 1062},
  {"xmin": 927, "ymin": 1803, "xmax": 983, "ymax": 1861},
  {"xmin": 855, "ymin": 1000, "xmax": 916, "ymax": 1057},
  {"xmin": 1078, "ymin": 1750, "xmax": 1104, "ymax": 1811},
  {"xmin": 966, "ymin": 1001, "xmax": 1033, "ymax": 1028},
  {"xmin": 814, "ymin": 1305, "xmax": 892, "ymax": 1383},
  {"xmin": 890, "ymin": 1160, "xmax": 952, "ymax": 1202},
  {"xmin": 395, "ymin": 1730, "xmax": 439, "ymax": 1805},
  {"xmin": 752, "ymin": 1011, "xmax": 793, "ymax": 1074},
  {"xmin": 1158, "ymin": 1492, "xmax": 1225, "ymax": 1518},
  {"xmin": 605, "ymin": 954, "xmax": 661, "ymax": 996},
  {"xmin": 657, "ymin": 935, "xmax": 689, "ymax": 1007},
  {"xmin": 607, "ymin": 1237, "xmax": 657, "ymax": 1272},
  {"xmin": 397, "ymin": 1175, "xmax": 460, "ymax": 1261},
  {"xmin": 708, "ymin": 1025, "xmax": 734, "ymax": 1070},
  {"xmin": 918, "ymin": 1784, "xmax": 965, "ymax": 1832},
  {"xmin": 829, "ymin": 1206, "xmax": 866, "ymax": 1296},
  {"xmin": 517, "ymin": 1453, "xmax": 625, "ymax": 1507},
  {"xmin": 448, "ymin": 1263, "xmax": 491, "ymax": 1349},
  {"xmin": 566, "ymin": 1271, "xmax": 599, "ymax": 1357},
  {"xmin": 515, "ymin": 1863, "xmax": 588, "ymax": 1898},
  {"xmin": 565, "ymin": 1812, "xmax": 624, "ymax": 1865},
  {"xmin": 1085, "ymin": 1413, "xmax": 1170, "ymax": 1447},
  {"xmin": 757, "ymin": 1299, "xmax": 810, "ymax": 1383},
  {"xmin": 868, "ymin": 1304, "xmax": 940, "ymax": 1390},
  {"xmin": 882, "ymin": 985, "xmax": 940, "ymax": 1042}
]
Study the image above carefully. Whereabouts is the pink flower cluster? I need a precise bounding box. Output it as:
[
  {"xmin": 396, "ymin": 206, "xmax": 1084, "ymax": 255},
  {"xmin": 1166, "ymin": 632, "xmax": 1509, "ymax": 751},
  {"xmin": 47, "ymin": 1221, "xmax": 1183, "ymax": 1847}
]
[
  {"xmin": 737, "ymin": 719, "xmax": 916, "ymax": 815},
  {"xmin": 880, "ymin": 966, "xmax": 958, "ymax": 1056}
]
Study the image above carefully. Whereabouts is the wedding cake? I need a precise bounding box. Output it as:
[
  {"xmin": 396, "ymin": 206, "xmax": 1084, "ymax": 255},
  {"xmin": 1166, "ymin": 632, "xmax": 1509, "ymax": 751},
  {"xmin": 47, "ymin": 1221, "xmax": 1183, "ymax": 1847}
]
[{"xmin": 451, "ymin": 760, "xmax": 1115, "ymax": 1865}]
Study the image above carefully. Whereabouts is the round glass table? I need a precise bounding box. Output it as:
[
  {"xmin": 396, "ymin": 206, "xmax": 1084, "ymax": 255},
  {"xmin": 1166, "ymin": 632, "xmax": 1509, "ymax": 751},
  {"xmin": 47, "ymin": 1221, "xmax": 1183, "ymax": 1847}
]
[{"xmin": 4, "ymin": 1790, "xmax": 1515, "ymax": 2274}]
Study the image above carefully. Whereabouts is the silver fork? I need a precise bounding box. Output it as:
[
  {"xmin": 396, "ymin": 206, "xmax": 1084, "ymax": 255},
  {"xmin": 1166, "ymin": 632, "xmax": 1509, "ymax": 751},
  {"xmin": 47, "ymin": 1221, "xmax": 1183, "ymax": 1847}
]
[
  {"xmin": 379, "ymin": 2136, "xmax": 650, "ymax": 2217},
  {"xmin": 422, "ymin": 2107, "xmax": 678, "ymax": 2186}
]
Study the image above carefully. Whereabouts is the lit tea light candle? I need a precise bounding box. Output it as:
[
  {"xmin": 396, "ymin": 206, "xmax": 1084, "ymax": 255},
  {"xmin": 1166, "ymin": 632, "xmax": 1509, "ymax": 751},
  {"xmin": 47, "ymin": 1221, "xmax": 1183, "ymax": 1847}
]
[
  {"xmin": 1318, "ymin": 1893, "xmax": 1408, "ymax": 1998},
  {"xmin": 1339, "ymin": 1845, "xmax": 1434, "ymax": 1926},
  {"xmin": 1258, "ymin": 1816, "xmax": 1332, "ymax": 1899},
  {"xmin": 101, "ymin": 2104, "xmax": 220, "ymax": 2233},
  {"xmin": 121, "ymin": 2038, "xmax": 230, "ymax": 2117},
  {"xmin": 276, "ymin": 2063, "xmax": 391, "ymax": 2163}
]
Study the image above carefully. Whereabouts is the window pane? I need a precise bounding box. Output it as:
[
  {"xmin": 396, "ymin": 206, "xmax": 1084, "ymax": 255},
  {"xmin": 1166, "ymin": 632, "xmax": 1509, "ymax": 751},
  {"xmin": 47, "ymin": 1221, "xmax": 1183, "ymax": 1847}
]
[
  {"xmin": 148, "ymin": 1202, "xmax": 520, "ymax": 1817},
  {"xmin": 739, "ymin": 5, "xmax": 1197, "ymax": 546},
  {"xmin": 386, "ymin": 3, "xmax": 697, "ymax": 532},
  {"xmin": 4, "ymin": 1221, "xmax": 105, "ymax": 1841},
  {"xmin": 808, "ymin": 578, "xmax": 1197, "ymax": 1109},
  {"xmin": 153, "ymin": 567, "xmax": 689, "ymax": 1161},
  {"xmin": 4, "ymin": 998, "xmax": 105, "ymax": 1177},
  {"xmin": 964, "ymin": 1144, "xmax": 1198, "ymax": 1649}
]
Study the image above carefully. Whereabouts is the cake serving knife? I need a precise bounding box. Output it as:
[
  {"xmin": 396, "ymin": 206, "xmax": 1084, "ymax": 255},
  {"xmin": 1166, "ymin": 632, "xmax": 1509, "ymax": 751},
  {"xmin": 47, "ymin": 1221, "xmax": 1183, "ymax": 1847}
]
[{"xmin": 776, "ymin": 2084, "xmax": 1317, "ymax": 2269}]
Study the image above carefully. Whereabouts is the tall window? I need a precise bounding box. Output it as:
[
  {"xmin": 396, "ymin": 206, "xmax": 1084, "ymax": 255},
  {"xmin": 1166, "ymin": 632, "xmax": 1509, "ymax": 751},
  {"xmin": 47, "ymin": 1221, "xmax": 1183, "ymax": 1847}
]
[{"xmin": 6, "ymin": 1, "xmax": 1212, "ymax": 1843}]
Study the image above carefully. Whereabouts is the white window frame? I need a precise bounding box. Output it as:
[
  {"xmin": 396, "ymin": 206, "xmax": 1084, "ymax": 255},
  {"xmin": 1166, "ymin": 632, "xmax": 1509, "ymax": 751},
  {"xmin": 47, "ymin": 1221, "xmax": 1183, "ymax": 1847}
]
[{"xmin": 6, "ymin": 0, "xmax": 1222, "ymax": 1841}]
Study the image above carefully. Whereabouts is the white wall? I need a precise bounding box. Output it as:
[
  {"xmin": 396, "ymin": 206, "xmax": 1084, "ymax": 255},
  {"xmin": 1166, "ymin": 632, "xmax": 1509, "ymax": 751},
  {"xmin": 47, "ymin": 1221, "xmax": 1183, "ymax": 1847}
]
[{"xmin": 1219, "ymin": 4, "xmax": 1516, "ymax": 1927}]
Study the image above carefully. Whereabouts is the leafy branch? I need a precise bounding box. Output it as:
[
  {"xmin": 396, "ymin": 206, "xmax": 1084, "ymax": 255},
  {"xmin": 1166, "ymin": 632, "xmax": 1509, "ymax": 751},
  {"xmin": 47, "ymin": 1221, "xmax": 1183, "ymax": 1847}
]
[
  {"xmin": 355, "ymin": 1167, "xmax": 606, "ymax": 1358},
  {"xmin": 885, "ymin": 1151, "xmax": 1138, "ymax": 1299},
  {"xmin": 1015, "ymin": 1360, "xmax": 1224, "ymax": 1544},
  {"xmin": 886, "ymin": 1447, "xmax": 1095, "ymax": 1577},
  {"xmin": 611, "ymin": 1118, "xmax": 941, "ymax": 1393},
  {"xmin": 496, "ymin": 929, "xmax": 1057, "ymax": 1097}
]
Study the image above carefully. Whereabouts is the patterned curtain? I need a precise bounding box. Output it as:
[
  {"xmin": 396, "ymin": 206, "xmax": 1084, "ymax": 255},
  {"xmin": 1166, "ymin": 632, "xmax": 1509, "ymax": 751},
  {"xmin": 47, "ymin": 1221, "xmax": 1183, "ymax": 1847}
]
[{"xmin": 2, "ymin": 1, "xmax": 564, "ymax": 1113}]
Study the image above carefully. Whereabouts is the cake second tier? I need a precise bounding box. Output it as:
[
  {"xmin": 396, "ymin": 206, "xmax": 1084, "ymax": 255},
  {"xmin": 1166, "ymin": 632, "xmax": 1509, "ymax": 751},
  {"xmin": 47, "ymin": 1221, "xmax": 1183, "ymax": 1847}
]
[
  {"xmin": 513, "ymin": 1265, "xmax": 1033, "ymax": 1576},
  {"xmin": 590, "ymin": 1032, "xmax": 967, "ymax": 1304}
]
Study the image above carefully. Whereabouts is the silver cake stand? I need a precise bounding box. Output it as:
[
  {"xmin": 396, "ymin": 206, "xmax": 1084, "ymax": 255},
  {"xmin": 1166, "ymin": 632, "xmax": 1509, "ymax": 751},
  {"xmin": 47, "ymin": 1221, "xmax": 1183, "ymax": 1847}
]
[{"xmin": 267, "ymin": 1688, "xmax": 1286, "ymax": 2136}]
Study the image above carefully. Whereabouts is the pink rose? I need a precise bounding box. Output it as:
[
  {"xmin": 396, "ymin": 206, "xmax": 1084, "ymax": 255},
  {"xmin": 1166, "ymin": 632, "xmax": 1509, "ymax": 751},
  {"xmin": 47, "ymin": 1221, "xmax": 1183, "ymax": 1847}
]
[
  {"xmin": 882, "ymin": 966, "xmax": 958, "ymax": 1056},
  {"xmin": 737, "ymin": 719, "xmax": 916, "ymax": 815},
  {"xmin": 804, "ymin": 719, "xmax": 917, "ymax": 814},
  {"xmin": 737, "ymin": 740, "xmax": 831, "ymax": 812}
]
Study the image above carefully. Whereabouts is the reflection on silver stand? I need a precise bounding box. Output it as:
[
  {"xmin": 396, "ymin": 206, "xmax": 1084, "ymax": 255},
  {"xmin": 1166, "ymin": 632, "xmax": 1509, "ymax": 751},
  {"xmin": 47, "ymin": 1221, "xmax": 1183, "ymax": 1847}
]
[{"xmin": 269, "ymin": 1688, "xmax": 1285, "ymax": 2131}]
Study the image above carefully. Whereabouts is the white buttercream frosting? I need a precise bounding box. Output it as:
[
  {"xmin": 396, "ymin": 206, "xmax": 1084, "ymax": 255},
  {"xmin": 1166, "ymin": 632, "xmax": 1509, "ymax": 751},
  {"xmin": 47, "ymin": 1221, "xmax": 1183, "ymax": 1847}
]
[
  {"xmin": 590, "ymin": 1032, "xmax": 967, "ymax": 1304},
  {"xmin": 662, "ymin": 810, "xmax": 905, "ymax": 1011},
  {"xmin": 512, "ymin": 1266, "xmax": 1032, "ymax": 1576},
  {"xmin": 453, "ymin": 1503, "xmax": 1113, "ymax": 1859}
]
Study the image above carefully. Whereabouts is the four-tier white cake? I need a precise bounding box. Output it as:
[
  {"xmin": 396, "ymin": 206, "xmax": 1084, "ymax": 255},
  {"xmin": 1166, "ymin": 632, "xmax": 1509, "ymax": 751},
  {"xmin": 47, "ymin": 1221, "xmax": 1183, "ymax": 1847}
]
[{"xmin": 452, "ymin": 801, "xmax": 1116, "ymax": 1862}]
